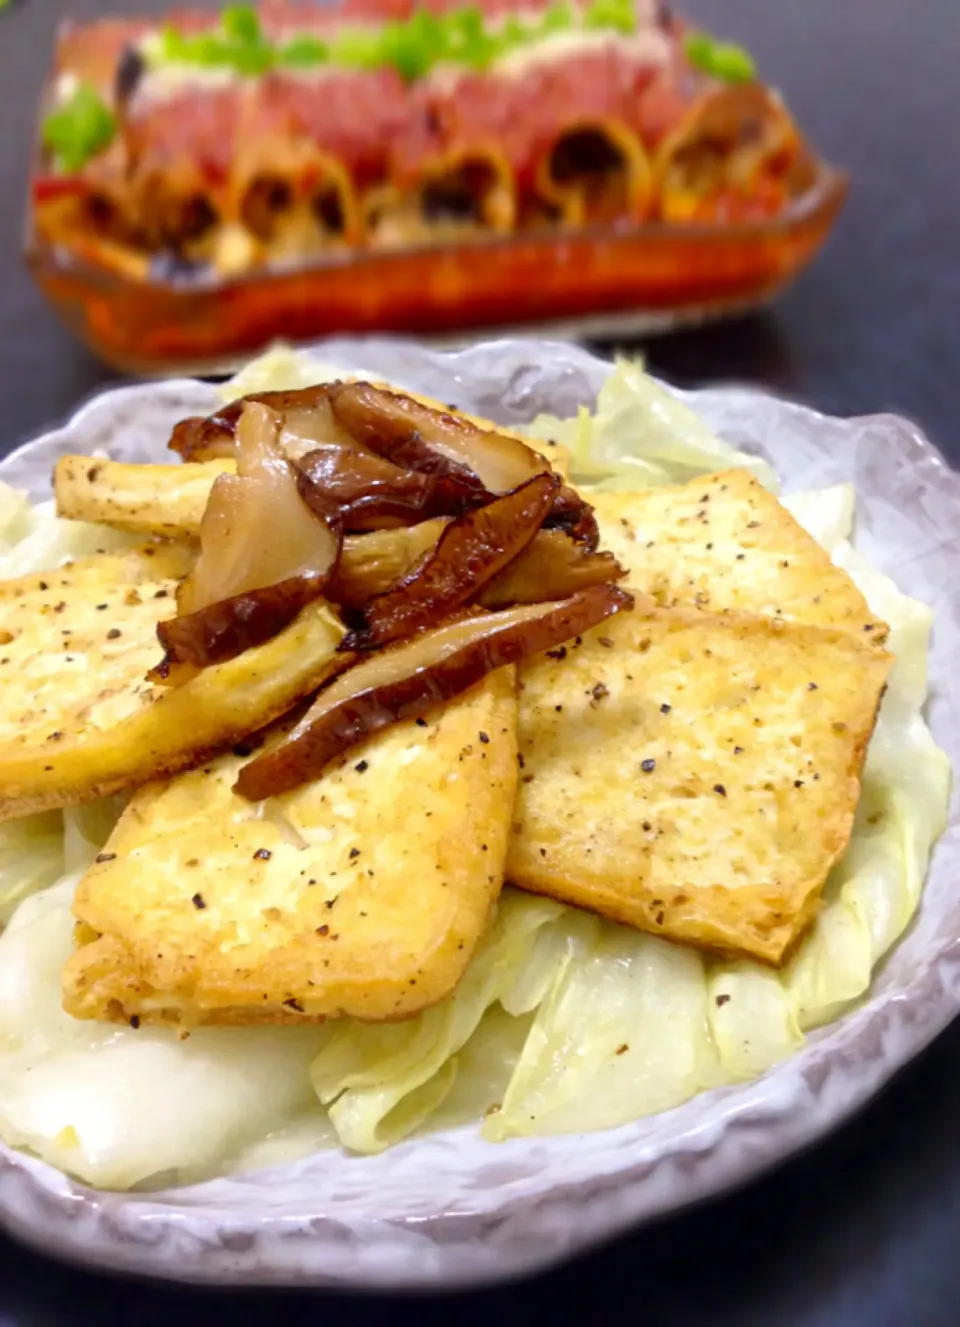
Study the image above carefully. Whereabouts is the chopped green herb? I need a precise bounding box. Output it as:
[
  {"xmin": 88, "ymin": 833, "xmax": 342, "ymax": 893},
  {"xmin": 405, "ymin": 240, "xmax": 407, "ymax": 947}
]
[
  {"xmin": 230, "ymin": 40, "xmax": 275, "ymax": 75},
  {"xmin": 684, "ymin": 30, "xmax": 756, "ymax": 83},
  {"xmin": 539, "ymin": 0, "xmax": 576, "ymax": 37},
  {"xmin": 277, "ymin": 33, "xmax": 329, "ymax": 68},
  {"xmin": 152, "ymin": 0, "xmax": 674, "ymax": 83},
  {"xmin": 221, "ymin": 5, "xmax": 262, "ymax": 45},
  {"xmin": 708, "ymin": 40, "xmax": 756, "ymax": 83},
  {"xmin": 331, "ymin": 27, "xmax": 390, "ymax": 71},
  {"xmin": 584, "ymin": 0, "xmax": 636, "ymax": 37},
  {"xmin": 42, "ymin": 83, "xmax": 117, "ymax": 174}
]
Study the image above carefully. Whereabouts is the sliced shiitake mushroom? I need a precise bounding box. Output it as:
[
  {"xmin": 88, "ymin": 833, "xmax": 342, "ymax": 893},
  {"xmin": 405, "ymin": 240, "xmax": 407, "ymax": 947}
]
[
  {"xmin": 235, "ymin": 584, "xmax": 633, "ymax": 800},
  {"xmin": 344, "ymin": 473, "xmax": 560, "ymax": 652},
  {"xmin": 326, "ymin": 381, "xmax": 598, "ymax": 549},
  {"xmin": 479, "ymin": 530, "xmax": 626, "ymax": 609},
  {"xmin": 156, "ymin": 403, "xmax": 341, "ymax": 674},
  {"xmin": 295, "ymin": 446, "xmax": 483, "ymax": 532},
  {"xmin": 168, "ymin": 385, "xmax": 335, "ymax": 462}
]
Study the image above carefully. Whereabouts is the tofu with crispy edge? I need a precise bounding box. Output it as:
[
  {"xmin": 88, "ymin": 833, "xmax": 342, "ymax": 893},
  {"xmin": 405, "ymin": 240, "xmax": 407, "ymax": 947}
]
[
  {"xmin": 0, "ymin": 545, "xmax": 346, "ymax": 820},
  {"xmin": 0, "ymin": 543, "xmax": 192, "ymax": 750},
  {"xmin": 64, "ymin": 671, "xmax": 518, "ymax": 1026},
  {"xmin": 591, "ymin": 469, "xmax": 888, "ymax": 641},
  {"xmin": 508, "ymin": 609, "xmax": 891, "ymax": 964}
]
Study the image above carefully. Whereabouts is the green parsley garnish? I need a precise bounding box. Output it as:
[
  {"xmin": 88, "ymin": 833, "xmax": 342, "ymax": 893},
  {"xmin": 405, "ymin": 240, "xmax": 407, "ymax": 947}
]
[
  {"xmin": 42, "ymin": 83, "xmax": 117, "ymax": 174},
  {"xmin": 276, "ymin": 34, "xmax": 329, "ymax": 68},
  {"xmin": 220, "ymin": 4, "xmax": 262, "ymax": 45},
  {"xmin": 151, "ymin": 0, "xmax": 658, "ymax": 83},
  {"xmin": 684, "ymin": 31, "xmax": 756, "ymax": 84},
  {"xmin": 584, "ymin": 0, "xmax": 636, "ymax": 37}
]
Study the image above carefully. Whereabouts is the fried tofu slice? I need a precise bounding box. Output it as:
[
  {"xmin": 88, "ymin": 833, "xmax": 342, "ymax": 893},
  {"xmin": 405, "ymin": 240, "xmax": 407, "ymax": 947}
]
[
  {"xmin": 508, "ymin": 608, "xmax": 891, "ymax": 963},
  {"xmin": 63, "ymin": 670, "xmax": 518, "ymax": 1026},
  {"xmin": 54, "ymin": 457, "xmax": 232, "ymax": 537},
  {"xmin": 55, "ymin": 403, "xmax": 568, "ymax": 541},
  {"xmin": 591, "ymin": 470, "xmax": 888, "ymax": 641},
  {"xmin": 0, "ymin": 543, "xmax": 192, "ymax": 750},
  {"xmin": 0, "ymin": 547, "xmax": 345, "ymax": 819}
]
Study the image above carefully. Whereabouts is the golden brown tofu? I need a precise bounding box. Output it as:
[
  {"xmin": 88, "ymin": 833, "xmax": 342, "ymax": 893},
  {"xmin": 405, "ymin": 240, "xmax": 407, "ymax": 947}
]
[
  {"xmin": 64, "ymin": 670, "xmax": 518, "ymax": 1026},
  {"xmin": 54, "ymin": 457, "xmax": 231, "ymax": 538},
  {"xmin": 508, "ymin": 608, "xmax": 891, "ymax": 964},
  {"xmin": 54, "ymin": 405, "xmax": 567, "ymax": 541},
  {"xmin": 591, "ymin": 470, "xmax": 888, "ymax": 641},
  {"xmin": 0, "ymin": 568, "xmax": 345, "ymax": 820},
  {"xmin": 0, "ymin": 544, "xmax": 192, "ymax": 751}
]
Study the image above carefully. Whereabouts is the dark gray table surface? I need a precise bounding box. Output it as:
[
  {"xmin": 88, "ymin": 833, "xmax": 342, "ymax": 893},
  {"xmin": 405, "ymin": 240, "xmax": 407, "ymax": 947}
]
[{"xmin": 0, "ymin": 0, "xmax": 958, "ymax": 1322}]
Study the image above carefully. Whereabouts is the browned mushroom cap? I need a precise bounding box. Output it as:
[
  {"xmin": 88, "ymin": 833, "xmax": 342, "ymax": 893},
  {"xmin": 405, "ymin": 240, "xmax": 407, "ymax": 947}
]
[
  {"xmin": 295, "ymin": 447, "xmax": 484, "ymax": 532},
  {"xmin": 326, "ymin": 381, "xmax": 598, "ymax": 549},
  {"xmin": 168, "ymin": 385, "xmax": 336, "ymax": 462},
  {"xmin": 331, "ymin": 520, "xmax": 451, "ymax": 612},
  {"xmin": 156, "ymin": 403, "xmax": 342, "ymax": 676},
  {"xmin": 343, "ymin": 473, "xmax": 560, "ymax": 652},
  {"xmin": 155, "ymin": 574, "xmax": 334, "ymax": 673},
  {"xmin": 330, "ymin": 522, "xmax": 625, "ymax": 615},
  {"xmin": 479, "ymin": 530, "xmax": 626, "ymax": 609},
  {"xmin": 177, "ymin": 402, "xmax": 341, "ymax": 617},
  {"xmin": 234, "ymin": 583, "xmax": 634, "ymax": 800}
]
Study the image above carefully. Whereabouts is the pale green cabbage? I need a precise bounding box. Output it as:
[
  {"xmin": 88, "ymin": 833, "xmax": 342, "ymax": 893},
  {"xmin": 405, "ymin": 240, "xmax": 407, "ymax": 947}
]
[
  {"xmin": 523, "ymin": 358, "xmax": 780, "ymax": 493},
  {"xmin": 0, "ymin": 352, "xmax": 948, "ymax": 1183},
  {"xmin": 305, "ymin": 360, "xmax": 950, "ymax": 1151}
]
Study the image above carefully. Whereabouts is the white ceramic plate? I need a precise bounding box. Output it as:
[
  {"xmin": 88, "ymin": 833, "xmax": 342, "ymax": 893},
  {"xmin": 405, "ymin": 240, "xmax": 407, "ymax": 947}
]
[{"xmin": 0, "ymin": 339, "xmax": 957, "ymax": 1291}]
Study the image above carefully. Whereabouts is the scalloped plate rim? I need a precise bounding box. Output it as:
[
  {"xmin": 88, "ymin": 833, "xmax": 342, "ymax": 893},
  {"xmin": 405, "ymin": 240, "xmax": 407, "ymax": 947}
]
[{"xmin": 0, "ymin": 337, "xmax": 955, "ymax": 1291}]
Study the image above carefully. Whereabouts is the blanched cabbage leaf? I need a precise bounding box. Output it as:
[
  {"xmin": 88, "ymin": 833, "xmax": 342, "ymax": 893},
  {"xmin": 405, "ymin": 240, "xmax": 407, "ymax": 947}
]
[
  {"xmin": 0, "ymin": 498, "xmax": 136, "ymax": 580},
  {"xmin": 0, "ymin": 356, "xmax": 947, "ymax": 1179},
  {"xmin": 218, "ymin": 344, "xmax": 375, "ymax": 400},
  {"xmin": 0, "ymin": 880, "xmax": 327, "ymax": 1189},
  {"xmin": 523, "ymin": 358, "xmax": 780, "ymax": 493},
  {"xmin": 311, "ymin": 893, "xmax": 564, "ymax": 1153}
]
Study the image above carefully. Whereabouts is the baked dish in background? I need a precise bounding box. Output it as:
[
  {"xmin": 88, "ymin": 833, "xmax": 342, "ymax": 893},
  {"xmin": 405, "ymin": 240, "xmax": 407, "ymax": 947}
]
[
  {"xmin": 0, "ymin": 350, "xmax": 946, "ymax": 1188},
  {"xmin": 25, "ymin": 2, "xmax": 847, "ymax": 370}
]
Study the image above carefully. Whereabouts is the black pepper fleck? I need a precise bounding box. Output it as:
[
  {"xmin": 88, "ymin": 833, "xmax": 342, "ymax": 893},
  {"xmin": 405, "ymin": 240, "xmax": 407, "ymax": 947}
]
[
  {"xmin": 129, "ymin": 1015, "xmax": 140, "ymax": 1029},
  {"xmin": 192, "ymin": 893, "xmax": 206, "ymax": 910},
  {"xmin": 716, "ymin": 994, "xmax": 731, "ymax": 1007},
  {"xmin": 349, "ymin": 847, "xmax": 360, "ymax": 859},
  {"xmin": 641, "ymin": 759, "xmax": 656, "ymax": 773},
  {"xmin": 660, "ymin": 702, "xmax": 671, "ymax": 714},
  {"xmin": 253, "ymin": 848, "xmax": 272, "ymax": 861},
  {"xmin": 714, "ymin": 784, "xmax": 727, "ymax": 797},
  {"xmin": 355, "ymin": 759, "xmax": 369, "ymax": 772},
  {"xmin": 478, "ymin": 731, "xmax": 490, "ymax": 744},
  {"xmin": 106, "ymin": 628, "xmax": 121, "ymax": 640},
  {"xmin": 95, "ymin": 852, "xmax": 116, "ymax": 864}
]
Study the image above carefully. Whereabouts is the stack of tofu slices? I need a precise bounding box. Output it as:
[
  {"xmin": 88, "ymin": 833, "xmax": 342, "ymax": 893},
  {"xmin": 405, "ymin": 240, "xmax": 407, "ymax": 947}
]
[{"xmin": 0, "ymin": 379, "xmax": 889, "ymax": 1029}]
